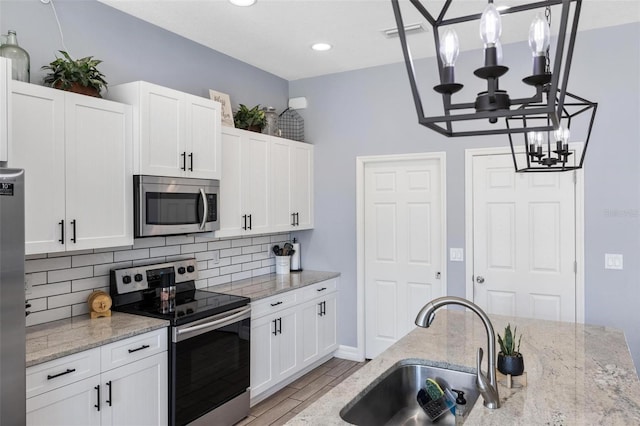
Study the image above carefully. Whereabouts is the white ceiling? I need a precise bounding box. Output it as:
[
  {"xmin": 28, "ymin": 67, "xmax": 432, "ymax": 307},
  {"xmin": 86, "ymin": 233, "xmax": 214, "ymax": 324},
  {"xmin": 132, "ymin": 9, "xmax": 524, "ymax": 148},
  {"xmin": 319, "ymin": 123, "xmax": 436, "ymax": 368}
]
[{"xmin": 99, "ymin": 0, "xmax": 640, "ymax": 81}]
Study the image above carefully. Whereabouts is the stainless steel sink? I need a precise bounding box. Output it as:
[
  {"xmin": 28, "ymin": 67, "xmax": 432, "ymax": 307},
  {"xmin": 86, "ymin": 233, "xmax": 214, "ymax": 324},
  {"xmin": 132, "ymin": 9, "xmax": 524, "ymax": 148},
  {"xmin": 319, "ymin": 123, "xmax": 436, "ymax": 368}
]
[{"xmin": 339, "ymin": 360, "xmax": 480, "ymax": 425}]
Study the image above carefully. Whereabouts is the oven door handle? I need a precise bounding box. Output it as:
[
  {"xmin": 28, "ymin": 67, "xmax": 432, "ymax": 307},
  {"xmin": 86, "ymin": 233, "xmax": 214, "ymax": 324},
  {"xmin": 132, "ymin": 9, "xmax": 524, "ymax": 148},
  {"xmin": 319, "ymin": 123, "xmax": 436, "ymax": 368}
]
[
  {"xmin": 199, "ymin": 188, "xmax": 208, "ymax": 230},
  {"xmin": 175, "ymin": 307, "xmax": 251, "ymax": 342}
]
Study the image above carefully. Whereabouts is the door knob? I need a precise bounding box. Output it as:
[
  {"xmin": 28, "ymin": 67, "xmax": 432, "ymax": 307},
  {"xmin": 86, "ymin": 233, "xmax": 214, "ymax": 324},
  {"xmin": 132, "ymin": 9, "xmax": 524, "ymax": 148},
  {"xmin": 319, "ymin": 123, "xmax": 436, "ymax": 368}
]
[{"xmin": 476, "ymin": 276, "xmax": 485, "ymax": 284}]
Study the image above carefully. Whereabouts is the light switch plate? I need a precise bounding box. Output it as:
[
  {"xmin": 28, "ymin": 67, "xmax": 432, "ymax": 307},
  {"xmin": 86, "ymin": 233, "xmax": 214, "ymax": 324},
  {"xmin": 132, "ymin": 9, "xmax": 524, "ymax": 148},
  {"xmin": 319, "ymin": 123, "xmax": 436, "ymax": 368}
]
[
  {"xmin": 450, "ymin": 248, "xmax": 464, "ymax": 262},
  {"xmin": 605, "ymin": 253, "xmax": 623, "ymax": 270},
  {"xmin": 211, "ymin": 251, "xmax": 221, "ymax": 265}
]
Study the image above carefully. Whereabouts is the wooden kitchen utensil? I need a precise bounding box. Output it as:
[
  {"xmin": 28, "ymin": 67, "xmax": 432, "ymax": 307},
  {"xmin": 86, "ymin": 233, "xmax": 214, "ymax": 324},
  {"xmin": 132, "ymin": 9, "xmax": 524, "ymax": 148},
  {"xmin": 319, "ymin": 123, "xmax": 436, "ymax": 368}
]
[{"xmin": 88, "ymin": 290, "xmax": 112, "ymax": 319}]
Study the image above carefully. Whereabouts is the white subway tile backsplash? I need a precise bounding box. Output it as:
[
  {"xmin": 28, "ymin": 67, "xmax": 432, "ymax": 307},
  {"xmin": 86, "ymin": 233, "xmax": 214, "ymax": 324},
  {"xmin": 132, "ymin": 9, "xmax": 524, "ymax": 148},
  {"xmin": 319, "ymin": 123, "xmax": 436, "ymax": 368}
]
[
  {"xmin": 72, "ymin": 252, "xmax": 114, "ymax": 268},
  {"xmin": 132, "ymin": 237, "xmax": 166, "ymax": 249},
  {"xmin": 26, "ymin": 307, "xmax": 71, "ymax": 327},
  {"xmin": 94, "ymin": 261, "xmax": 132, "ymax": 277},
  {"xmin": 181, "ymin": 242, "xmax": 208, "ymax": 254},
  {"xmin": 26, "ymin": 257, "xmax": 71, "ymax": 273},
  {"xmin": 48, "ymin": 266, "xmax": 93, "ymax": 283},
  {"xmin": 29, "ymin": 281, "xmax": 72, "ymax": 299},
  {"xmin": 114, "ymin": 248, "xmax": 149, "ymax": 262},
  {"xmin": 166, "ymin": 235, "xmax": 194, "ymax": 245},
  {"xmin": 150, "ymin": 245, "xmax": 181, "ymax": 258},
  {"xmin": 25, "ymin": 233, "xmax": 290, "ymax": 327},
  {"xmin": 48, "ymin": 289, "xmax": 95, "ymax": 309},
  {"xmin": 72, "ymin": 276, "xmax": 109, "ymax": 293},
  {"xmin": 221, "ymin": 248, "xmax": 242, "ymax": 258},
  {"xmin": 208, "ymin": 240, "xmax": 231, "ymax": 250}
]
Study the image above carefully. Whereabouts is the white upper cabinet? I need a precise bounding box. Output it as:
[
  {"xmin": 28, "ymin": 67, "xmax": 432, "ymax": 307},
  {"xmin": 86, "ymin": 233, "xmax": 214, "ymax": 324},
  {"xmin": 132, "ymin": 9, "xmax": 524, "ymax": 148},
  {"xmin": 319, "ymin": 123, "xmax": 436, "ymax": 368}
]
[
  {"xmin": 218, "ymin": 127, "xmax": 270, "ymax": 237},
  {"xmin": 270, "ymin": 136, "xmax": 314, "ymax": 232},
  {"xmin": 0, "ymin": 57, "xmax": 10, "ymax": 162},
  {"xmin": 108, "ymin": 81, "xmax": 221, "ymax": 180},
  {"xmin": 10, "ymin": 82, "xmax": 133, "ymax": 254}
]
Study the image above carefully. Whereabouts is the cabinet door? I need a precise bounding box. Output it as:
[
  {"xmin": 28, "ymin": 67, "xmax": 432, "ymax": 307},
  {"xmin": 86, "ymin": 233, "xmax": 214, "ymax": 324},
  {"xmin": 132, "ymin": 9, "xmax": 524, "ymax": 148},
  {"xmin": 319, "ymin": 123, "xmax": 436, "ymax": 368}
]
[
  {"xmin": 319, "ymin": 293, "xmax": 338, "ymax": 354},
  {"xmin": 101, "ymin": 353, "xmax": 168, "ymax": 426},
  {"xmin": 64, "ymin": 94, "xmax": 133, "ymax": 251},
  {"xmin": 300, "ymin": 299, "xmax": 320, "ymax": 365},
  {"xmin": 250, "ymin": 314, "xmax": 276, "ymax": 398},
  {"xmin": 270, "ymin": 137, "xmax": 293, "ymax": 232},
  {"xmin": 219, "ymin": 127, "xmax": 244, "ymax": 236},
  {"xmin": 10, "ymin": 82, "xmax": 66, "ymax": 255},
  {"xmin": 242, "ymin": 132, "xmax": 270, "ymax": 234},
  {"xmin": 139, "ymin": 83, "xmax": 185, "ymax": 177},
  {"xmin": 273, "ymin": 308, "xmax": 299, "ymax": 382},
  {"xmin": 0, "ymin": 57, "xmax": 9, "ymax": 161},
  {"xmin": 185, "ymin": 94, "xmax": 221, "ymax": 179},
  {"xmin": 291, "ymin": 141, "xmax": 314, "ymax": 229},
  {"xmin": 26, "ymin": 377, "xmax": 101, "ymax": 426}
]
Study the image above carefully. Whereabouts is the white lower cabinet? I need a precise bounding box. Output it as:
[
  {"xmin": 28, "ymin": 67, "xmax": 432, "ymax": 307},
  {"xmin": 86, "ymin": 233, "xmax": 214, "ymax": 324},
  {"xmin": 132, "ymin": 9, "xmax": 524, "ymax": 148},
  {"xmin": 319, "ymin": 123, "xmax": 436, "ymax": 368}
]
[
  {"xmin": 26, "ymin": 329, "xmax": 168, "ymax": 426},
  {"xmin": 250, "ymin": 278, "xmax": 338, "ymax": 401}
]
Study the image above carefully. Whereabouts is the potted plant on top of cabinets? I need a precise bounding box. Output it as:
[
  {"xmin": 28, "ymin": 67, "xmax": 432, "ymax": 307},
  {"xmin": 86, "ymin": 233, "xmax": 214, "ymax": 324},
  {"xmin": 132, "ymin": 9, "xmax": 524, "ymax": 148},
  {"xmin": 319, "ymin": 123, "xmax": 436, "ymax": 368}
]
[
  {"xmin": 497, "ymin": 323, "xmax": 525, "ymax": 376},
  {"xmin": 41, "ymin": 50, "xmax": 108, "ymax": 98},
  {"xmin": 233, "ymin": 104, "xmax": 266, "ymax": 132}
]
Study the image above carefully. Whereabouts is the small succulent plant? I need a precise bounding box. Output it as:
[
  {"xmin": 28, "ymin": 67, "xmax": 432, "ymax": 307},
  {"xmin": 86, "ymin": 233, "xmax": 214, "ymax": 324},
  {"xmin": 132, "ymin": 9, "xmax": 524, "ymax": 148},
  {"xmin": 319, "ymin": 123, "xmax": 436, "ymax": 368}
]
[{"xmin": 497, "ymin": 323, "xmax": 522, "ymax": 357}]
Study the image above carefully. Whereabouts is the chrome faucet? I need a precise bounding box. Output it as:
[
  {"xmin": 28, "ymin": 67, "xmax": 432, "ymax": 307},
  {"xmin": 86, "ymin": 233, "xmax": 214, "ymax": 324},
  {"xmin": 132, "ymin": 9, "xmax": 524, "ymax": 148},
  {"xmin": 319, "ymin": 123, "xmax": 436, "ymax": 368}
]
[{"xmin": 415, "ymin": 296, "xmax": 500, "ymax": 409}]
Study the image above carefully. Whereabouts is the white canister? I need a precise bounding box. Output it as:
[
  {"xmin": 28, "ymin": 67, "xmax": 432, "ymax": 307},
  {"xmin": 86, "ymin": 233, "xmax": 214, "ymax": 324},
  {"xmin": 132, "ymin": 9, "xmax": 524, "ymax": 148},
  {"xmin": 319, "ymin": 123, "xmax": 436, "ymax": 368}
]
[{"xmin": 275, "ymin": 255, "xmax": 291, "ymax": 275}]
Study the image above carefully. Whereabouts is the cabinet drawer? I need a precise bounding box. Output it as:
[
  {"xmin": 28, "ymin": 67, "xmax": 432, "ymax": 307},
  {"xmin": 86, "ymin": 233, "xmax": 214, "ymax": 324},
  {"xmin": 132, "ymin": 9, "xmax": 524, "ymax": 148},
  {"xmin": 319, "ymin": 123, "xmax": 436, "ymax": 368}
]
[
  {"xmin": 251, "ymin": 291, "xmax": 298, "ymax": 319},
  {"xmin": 26, "ymin": 347, "xmax": 101, "ymax": 399},
  {"xmin": 301, "ymin": 279, "xmax": 337, "ymax": 302},
  {"xmin": 101, "ymin": 328, "xmax": 168, "ymax": 372}
]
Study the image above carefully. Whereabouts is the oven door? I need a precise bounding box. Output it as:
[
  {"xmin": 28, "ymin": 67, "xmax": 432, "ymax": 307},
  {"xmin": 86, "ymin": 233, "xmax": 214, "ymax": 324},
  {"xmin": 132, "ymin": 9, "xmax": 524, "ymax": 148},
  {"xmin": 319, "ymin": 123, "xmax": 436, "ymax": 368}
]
[
  {"xmin": 171, "ymin": 306, "xmax": 251, "ymax": 426},
  {"xmin": 135, "ymin": 175, "xmax": 219, "ymax": 237}
]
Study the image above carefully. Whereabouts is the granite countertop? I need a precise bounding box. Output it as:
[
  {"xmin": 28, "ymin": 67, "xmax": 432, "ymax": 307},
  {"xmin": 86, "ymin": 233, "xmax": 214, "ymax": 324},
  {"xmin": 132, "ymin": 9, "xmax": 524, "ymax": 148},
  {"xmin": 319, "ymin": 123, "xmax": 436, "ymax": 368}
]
[
  {"xmin": 287, "ymin": 310, "xmax": 640, "ymax": 425},
  {"xmin": 26, "ymin": 312, "xmax": 168, "ymax": 367},
  {"xmin": 206, "ymin": 270, "xmax": 340, "ymax": 300}
]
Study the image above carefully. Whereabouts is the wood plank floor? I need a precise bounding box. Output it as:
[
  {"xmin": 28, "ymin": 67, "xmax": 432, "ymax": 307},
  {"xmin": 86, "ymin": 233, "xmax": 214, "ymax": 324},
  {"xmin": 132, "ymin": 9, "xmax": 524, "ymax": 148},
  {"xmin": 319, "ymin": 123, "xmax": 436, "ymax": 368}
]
[{"xmin": 235, "ymin": 358, "xmax": 366, "ymax": 426}]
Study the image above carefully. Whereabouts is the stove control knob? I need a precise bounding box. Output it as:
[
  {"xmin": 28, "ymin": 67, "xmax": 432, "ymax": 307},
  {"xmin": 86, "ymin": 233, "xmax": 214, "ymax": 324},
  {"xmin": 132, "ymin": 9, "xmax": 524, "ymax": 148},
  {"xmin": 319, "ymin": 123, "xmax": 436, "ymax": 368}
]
[
  {"xmin": 177, "ymin": 267, "xmax": 186, "ymax": 275},
  {"xmin": 122, "ymin": 275, "xmax": 132, "ymax": 284},
  {"xmin": 187, "ymin": 265, "xmax": 195, "ymax": 273},
  {"xmin": 134, "ymin": 274, "xmax": 143, "ymax": 282},
  {"xmin": 186, "ymin": 308, "xmax": 194, "ymax": 315}
]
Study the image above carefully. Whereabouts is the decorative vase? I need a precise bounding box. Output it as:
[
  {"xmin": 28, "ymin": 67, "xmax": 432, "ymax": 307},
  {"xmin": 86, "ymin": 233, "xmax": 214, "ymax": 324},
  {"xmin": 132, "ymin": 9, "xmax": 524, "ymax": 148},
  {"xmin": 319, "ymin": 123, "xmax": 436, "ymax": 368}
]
[
  {"xmin": 0, "ymin": 30, "xmax": 30, "ymax": 82},
  {"xmin": 497, "ymin": 353, "xmax": 524, "ymax": 376},
  {"xmin": 262, "ymin": 106, "xmax": 278, "ymax": 136}
]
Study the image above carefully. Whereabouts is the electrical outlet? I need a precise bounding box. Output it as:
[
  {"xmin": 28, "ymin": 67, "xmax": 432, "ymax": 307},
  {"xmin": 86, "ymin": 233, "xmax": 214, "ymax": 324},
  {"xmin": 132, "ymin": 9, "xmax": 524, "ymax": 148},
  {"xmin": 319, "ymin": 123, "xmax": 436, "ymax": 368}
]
[
  {"xmin": 25, "ymin": 275, "xmax": 33, "ymax": 296},
  {"xmin": 605, "ymin": 253, "xmax": 623, "ymax": 270},
  {"xmin": 211, "ymin": 251, "xmax": 220, "ymax": 265}
]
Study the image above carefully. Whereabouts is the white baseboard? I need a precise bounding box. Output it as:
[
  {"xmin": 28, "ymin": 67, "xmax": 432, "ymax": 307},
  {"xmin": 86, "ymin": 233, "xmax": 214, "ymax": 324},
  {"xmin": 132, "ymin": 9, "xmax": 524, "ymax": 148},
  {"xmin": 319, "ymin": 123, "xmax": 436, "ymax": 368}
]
[{"xmin": 333, "ymin": 345, "xmax": 365, "ymax": 362}]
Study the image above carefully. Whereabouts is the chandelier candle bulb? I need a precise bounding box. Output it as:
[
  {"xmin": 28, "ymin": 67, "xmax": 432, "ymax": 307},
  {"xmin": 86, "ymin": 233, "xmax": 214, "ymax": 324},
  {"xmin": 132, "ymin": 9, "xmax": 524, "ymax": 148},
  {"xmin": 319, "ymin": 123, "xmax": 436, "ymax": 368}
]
[
  {"xmin": 529, "ymin": 13, "xmax": 551, "ymax": 75},
  {"xmin": 479, "ymin": 3, "xmax": 502, "ymax": 48},
  {"xmin": 439, "ymin": 29, "xmax": 459, "ymax": 84}
]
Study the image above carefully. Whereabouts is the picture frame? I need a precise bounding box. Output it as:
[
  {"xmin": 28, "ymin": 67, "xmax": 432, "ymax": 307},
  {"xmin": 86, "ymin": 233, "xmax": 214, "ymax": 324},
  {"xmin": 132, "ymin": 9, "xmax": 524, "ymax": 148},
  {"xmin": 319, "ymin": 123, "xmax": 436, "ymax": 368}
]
[{"xmin": 209, "ymin": 89, "xmax": 234, "ymax": 128}]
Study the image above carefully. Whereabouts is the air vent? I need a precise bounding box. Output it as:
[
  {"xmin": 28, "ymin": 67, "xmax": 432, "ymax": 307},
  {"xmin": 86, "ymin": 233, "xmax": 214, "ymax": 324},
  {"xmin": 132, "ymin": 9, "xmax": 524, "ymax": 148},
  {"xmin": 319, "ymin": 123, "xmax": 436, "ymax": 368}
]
[{"xmin": 381, "ymin": 23, "xmax": 425, "ymax": 39}]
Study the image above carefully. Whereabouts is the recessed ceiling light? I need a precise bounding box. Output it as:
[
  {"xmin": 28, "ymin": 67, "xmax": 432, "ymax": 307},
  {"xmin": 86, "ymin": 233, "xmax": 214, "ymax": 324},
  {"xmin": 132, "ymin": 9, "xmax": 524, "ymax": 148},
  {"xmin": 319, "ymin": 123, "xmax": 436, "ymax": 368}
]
[
  {"xmin": 311, "ymin": 43, "xmax": 332, "ymax": 51},
  {"xmin": 229, "ymin": 0, "xmax": 256, "ymax": 6}
]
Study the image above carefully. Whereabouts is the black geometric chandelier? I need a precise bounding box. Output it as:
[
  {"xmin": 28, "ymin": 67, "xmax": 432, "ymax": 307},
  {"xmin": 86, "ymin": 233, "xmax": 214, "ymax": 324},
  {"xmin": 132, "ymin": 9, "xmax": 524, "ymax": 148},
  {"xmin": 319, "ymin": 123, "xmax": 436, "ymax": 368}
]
[{"xmin": 391, "ymin": 0, "xmax": 596, "ymax": 172}]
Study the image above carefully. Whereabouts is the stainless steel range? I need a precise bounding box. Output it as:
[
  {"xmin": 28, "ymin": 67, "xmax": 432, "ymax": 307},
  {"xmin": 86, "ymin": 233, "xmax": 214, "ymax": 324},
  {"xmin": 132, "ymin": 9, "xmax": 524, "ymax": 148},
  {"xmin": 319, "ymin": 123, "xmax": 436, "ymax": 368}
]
[{"xmin": 110, "ymin": 259, "xmax": 250, "ymax": 426}]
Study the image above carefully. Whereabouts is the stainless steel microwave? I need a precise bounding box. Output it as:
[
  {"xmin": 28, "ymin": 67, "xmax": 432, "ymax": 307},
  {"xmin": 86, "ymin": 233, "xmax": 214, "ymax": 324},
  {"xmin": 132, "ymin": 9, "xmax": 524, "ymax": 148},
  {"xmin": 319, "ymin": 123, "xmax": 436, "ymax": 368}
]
[{"xmin": 134, "ymin": 175, "xmax": 220, "ymax": 237}]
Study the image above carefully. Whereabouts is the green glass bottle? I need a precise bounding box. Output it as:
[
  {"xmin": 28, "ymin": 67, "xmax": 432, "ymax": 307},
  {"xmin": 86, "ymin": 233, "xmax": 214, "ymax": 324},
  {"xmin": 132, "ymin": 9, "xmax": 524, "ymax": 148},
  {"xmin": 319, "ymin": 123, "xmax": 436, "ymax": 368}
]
[{"xmin": 0, "ymin": 31, "xmax": 30, "ymax": 82}]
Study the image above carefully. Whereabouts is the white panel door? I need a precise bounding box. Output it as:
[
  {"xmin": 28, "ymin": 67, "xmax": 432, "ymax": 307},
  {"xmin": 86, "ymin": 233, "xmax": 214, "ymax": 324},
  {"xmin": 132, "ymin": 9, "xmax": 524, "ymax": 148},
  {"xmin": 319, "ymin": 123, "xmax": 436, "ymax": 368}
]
[
  {"xmin": 249, "ymin": 314, "xmax": 276, "ymax": 398},
  {"xmin": 65, "ymin": 95, "xmax": 133, "ymax": 251},
  {"xmin": 10, "ymin": 82, "xmax": 66, "ymax": 255},
  {"xmin": 242, "ymin": 133, "xmax": 270, "ymax": 234},
  {"xmin": 291, "ymin": 142, "xmax": 313, "ymax": 229},
  {"xmin": 273, "ymin": 309, "xmax": 298, "ymax": 381},
  {"xmin": 140, "ymin": 84, "xmax": 184, "ymax": 177},
  {"xmin": 26, "ymin": 377, "xmax": 101, "ymax": 426},
  {"xmin": 0, "ymin": 57, "xmax": 9, "ymax": 161},
  {"xmin": 101, "ymin": 353, "xmax": 168, "ymax": 426},
  {"xmin": 472, "ymin": 153, "xmax": 576, "ymax": 322},
  {"xmin": 185, "ymin": 94, "xmax": 221, "ymax": 179},
  {"xmin": 219, "ymin": 127, "xmax": 244, "ymax": 235},
  {"xmin": 300, "ymin": 300, "xmax": 320, "ymax": 365},
  {"xmin": 364, "ymin": 157, "xmax": 444, "ymax": 359},
  {"xmin": 270, "ymin": 137, "xmax": 293, "ymax": 232}
]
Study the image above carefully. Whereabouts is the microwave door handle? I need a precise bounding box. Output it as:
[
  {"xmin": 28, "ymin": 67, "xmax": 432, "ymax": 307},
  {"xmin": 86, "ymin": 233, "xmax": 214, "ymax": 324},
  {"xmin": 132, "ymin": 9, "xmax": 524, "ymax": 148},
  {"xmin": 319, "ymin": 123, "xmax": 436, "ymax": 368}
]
[{"xmin": 199, "ymin": 188, "xmax": 208, "ymax": 230}]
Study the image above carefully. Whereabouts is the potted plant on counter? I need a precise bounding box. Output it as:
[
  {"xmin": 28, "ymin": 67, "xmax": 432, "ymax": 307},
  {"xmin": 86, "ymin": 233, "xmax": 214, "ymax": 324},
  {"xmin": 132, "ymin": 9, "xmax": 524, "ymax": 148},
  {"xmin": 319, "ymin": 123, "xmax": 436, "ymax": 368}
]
[
  {"xmin": 41, "ymin": 51, "xmax": 108, "ymax": 98},
  {"xmin": 233, "ymin": 104, "xmax": 266, "ymax": 132},
  {"xmin": 497, "ymin": 323, "xmax": 524, "ymax": 376}
]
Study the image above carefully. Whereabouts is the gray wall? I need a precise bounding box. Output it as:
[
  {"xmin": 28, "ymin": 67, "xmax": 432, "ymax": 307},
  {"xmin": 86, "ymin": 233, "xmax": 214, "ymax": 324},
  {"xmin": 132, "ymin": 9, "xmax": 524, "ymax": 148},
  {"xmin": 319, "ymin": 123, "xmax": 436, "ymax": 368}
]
[
  {"xmin": 0, "ymin": 0, "xmax": 288, "ymax": 110},
  {"xmin": 290, "ymin": 23, "xmax": 640, "ymax": 369}
]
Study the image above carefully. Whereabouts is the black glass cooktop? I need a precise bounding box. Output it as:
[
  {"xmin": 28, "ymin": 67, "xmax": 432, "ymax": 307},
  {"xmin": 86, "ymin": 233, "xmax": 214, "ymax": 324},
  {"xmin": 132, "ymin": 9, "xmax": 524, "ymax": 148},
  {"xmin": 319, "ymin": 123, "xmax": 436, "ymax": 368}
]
[{"xmin": 114, "ymin": 288, "xmax": 250, "ymax": 326}]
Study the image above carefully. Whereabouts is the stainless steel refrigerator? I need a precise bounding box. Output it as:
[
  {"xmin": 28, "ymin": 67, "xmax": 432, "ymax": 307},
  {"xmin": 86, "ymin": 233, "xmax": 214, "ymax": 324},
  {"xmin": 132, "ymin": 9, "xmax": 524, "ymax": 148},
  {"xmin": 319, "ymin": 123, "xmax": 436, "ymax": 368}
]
[{"xmin": 0, "ymin": 168, "xmax": 25, "ymax": 424}]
